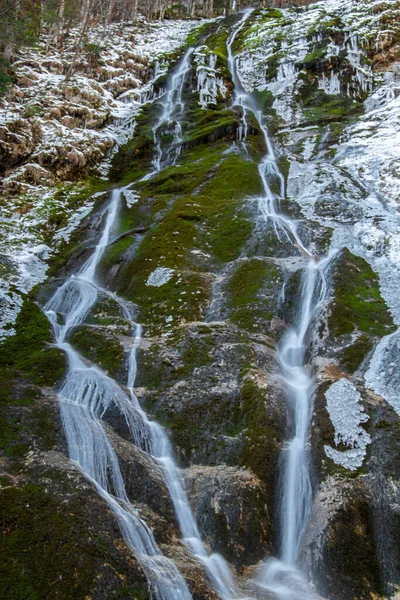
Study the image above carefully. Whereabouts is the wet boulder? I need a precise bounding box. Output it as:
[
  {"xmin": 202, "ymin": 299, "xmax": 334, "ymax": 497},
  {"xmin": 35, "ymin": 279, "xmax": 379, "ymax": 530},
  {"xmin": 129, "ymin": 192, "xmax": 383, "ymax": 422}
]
[{"xmin": 185, "ymin": 465, "xmax": 272, "ymax": 570}]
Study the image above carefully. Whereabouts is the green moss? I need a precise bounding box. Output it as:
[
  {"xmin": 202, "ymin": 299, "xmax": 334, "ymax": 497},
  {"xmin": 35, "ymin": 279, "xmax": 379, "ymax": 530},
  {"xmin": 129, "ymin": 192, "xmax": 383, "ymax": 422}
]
[
  {"xmin": 105, "ymin": 144, "xmax": 262, "ymax": 333},
  {"xmin": 0, "ymin": 298, "xmax": 65, "ymax": 390},
  {"xmin": 69, "ymin": 326, "xmax": 126, "ymax": 379},
  {"xmin": 184, "ymin": 107, "xmax": 238, "ymax": 145},
  {"xmin": 240, "ymin": 378, "xmax": 282, "ymax": 499},
  {"xmin": 109, "ymin": 102, "xmax": 162, "ymax": 184},
  {"xmin": 302, "ymin": 45, "xmax": 327, "ymax": 66},
  {"xmin": 299, "ymin": 76, "xmax": 363, "ymax": 124},
  {"xmin": 329, "ymin": 249, "xmax": 395, "ymax": 339},
  {"xmin": 227, "ymin": 259, "xmax": 282, "ymax": 331},
  {"xmin": 339, "ymin": 334, "xmax": 374, "ymax": 373},
  {"xmin": 48, "ymin": 178, "xmax": 109, "ymax": 232},
  {"xmin": 0, "ymin": 483, "xmax": 149, "ymax": 599}
]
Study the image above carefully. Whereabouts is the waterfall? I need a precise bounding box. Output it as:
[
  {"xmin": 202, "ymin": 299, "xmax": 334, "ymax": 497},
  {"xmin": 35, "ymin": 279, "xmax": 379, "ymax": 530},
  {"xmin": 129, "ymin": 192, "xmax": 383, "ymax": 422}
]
[
  {"xmin": 45, "ymin": 189, "xmax": 192, "ymax": 600},
  {"xmin": 43, "ymin": 14, "xmax": 337, "ymax": 599},
  {"xmin": 227, "ymin": 12, "xmax": 336, "ymax": 599},
  {"xmin": 227, "ymin": 12, "xmax": 309, "ymax": 255},
  {"xmin": 44, "ymin": 45, "xmax": 242, "ymax": 600}
]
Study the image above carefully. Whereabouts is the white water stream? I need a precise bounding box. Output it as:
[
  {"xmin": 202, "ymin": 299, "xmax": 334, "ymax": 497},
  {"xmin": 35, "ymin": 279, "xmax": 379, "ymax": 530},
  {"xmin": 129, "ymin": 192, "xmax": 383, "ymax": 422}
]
[
  {"xmin": 45, "ymin": 190, "xmax": 192, "ymax": 600},
  {"xmin": 44, "ymin": 48, "xmax": 244, "ymax": 600},
  {"xmin": 43, "ymin": 15, "xmax": 338, "ymax": 600},
  {"xmin": 227, "ymin": 11, "xmax": 335, "ymax": 600}
]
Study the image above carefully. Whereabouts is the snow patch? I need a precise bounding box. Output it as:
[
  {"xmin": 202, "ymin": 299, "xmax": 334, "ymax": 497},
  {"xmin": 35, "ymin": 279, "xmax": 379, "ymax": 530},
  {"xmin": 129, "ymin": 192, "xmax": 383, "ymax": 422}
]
[{"xmin": 123, "ymin": 189, "xmax": 140, "ymax": 207}]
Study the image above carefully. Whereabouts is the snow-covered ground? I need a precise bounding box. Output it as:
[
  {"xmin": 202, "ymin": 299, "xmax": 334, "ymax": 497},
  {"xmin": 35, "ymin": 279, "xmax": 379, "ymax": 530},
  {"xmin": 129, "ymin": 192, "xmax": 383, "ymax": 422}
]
[{"xmin": 0, "ymin": 18, "xmax": 196, "ymax": 340}]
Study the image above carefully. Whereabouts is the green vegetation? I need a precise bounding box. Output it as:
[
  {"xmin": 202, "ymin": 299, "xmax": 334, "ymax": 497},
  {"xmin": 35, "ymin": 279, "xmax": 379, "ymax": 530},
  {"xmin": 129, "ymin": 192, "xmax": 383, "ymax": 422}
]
[
  {"xmin": 104, "ymin": 134, "xmax": 263, "ymax": 333},
  {"xmin": 340, "ymin": 334, "xmax": 374, "ymax": 373},
  {"xmin": 240, "ymin": 377, "xmax": 283, "ymax": 504},
  {"xmin": 227, "ymin": 258, "xmax": 283, "ymax": 332},
  {"xmin": 298, "ymin": 74, "xmax": 363, "ymax": 124},
  {"xmin": 69, "ymin": 326, "xmax": 126, "ymax": 379},
  {"xmin": 0, "ymin": 296, "xmax": 65, "ymax": 459},
  {"xmin": 0, "ymin": 297, "xmax": 65, "ymax": 391},
  {"xmin": 0, "ymin": 482, "xmax": 149, "ymax": 599},
  {"xmin": 109, "ymin": 102, "xmax": 162, "ymax": 184},
  {"xmin": 328, "ymin": 249, "xmax": 395, "ymax": 373},
  {"xmin": 329, "ymin": 249, "xmax": 395, "ymax": 338}
]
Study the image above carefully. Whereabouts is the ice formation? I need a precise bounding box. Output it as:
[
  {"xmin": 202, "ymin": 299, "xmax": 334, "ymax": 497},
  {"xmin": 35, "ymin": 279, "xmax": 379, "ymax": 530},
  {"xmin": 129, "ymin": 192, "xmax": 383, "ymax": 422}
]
[
  {"xmin": 365, "ymin": 331, "xmax": 400, "ymax": 415},
  {"xmin": 146, "ymin": 267, "xmax": 175, "ymax": 287},
  {"xmin": 194, "ymin": 47, "xmax": 227, "ymax": 108},
  {"xmin": 324, "ymin": 378, "xmax": 371, "ymax": 470}
]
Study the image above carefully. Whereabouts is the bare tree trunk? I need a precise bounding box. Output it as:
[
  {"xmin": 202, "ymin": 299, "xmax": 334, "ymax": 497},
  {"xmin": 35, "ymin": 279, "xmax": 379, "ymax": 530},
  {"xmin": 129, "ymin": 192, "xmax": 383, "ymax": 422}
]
[
  {"xmin": 65, "ymin": 0, "xmax": 93, "ymax": 80},
  {"xmin": 106, "ymin": 0, "xmax": 115, "ymax": 24},
  {"xmin": 130, "ymin": 0, "xmax": 138, "ymax": 21}
]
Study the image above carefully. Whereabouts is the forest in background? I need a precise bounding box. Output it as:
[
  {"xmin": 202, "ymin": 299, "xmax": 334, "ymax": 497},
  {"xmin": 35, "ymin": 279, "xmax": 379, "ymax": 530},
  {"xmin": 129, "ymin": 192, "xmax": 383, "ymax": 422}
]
[{"xmin": 0, "ymin": 0, "xmax": 316, "ymax": 95}]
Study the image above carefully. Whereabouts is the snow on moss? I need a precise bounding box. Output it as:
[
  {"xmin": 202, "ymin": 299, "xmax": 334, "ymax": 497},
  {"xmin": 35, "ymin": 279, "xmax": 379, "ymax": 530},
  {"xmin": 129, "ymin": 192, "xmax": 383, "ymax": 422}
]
[
  {"xmin": 0, "ymin": 18, "xmax": 199, "ymax": 342},
  {"xmin": 234, "ymin": 0, "xmax": 399, "ymax": 123},
  {"xmin": 146, "ymin": 267, "xmax": 175, "ymax": 287},
  {"xmin": 324, "ymin": 378, "xmax": 371, "ymax": 470}
]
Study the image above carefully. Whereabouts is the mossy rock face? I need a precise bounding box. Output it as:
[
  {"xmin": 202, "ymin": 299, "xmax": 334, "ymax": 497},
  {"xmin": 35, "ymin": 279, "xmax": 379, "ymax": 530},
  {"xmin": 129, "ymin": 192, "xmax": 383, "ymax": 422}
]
[
  {"xmin": 327, "ymin": 248, "xmax": 395, "ymax": 374},
  {"xmin": 109, "ymin": 102, "xmax": 164, "ymax": 185},
  {"xmin": 239, "ymin": 376, "xmax": 286, "ymax": 505},
  {"xmin": 301, "ymin": 477, "xmax": 384, "ymax": 600},
  {"xmin": 223, "ymin": 257, "xmax": 285, "ymax": 335},
  {"xmin": 0, "ymin": 461, "xmax": 150, "ymax": 600},
  {"xmin": 136, "ymin": 320, "xmax": 285, "ymax": 519},
  {"xmin": 0, "ymin": 298, "xmax": 65, "ymax": 390},
  {"xmin": 101, "ymin": 143, "xmax": 263, "ymax": 336},
  {"xmin": 69, "ymin": 325, "xmax": 128, "ymax": 383},
  {"xmin": 0, "ymin": 297, "xmax": 67, "ymax": 461}
]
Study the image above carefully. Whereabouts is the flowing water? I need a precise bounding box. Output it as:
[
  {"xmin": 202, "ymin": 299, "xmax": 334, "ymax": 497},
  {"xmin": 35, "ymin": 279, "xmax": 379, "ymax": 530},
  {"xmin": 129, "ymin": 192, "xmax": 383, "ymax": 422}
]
[
  {"xmin": 44, "ymin": 50, "xmax": 242, "ymax": 600},
  {"xmin": 227, "ymin": 11, "xmax": 335, "ymax": 599},
  {"xmin": 45, "ymin": 189, "xmax": 192, "ymax": 600},
  {"xmin": 145, "ymin": 48, "xmax": 194, "ymax": 178},
  {"xmin": 44, "ymin": 17, "xmax": 337, "ymax": 600}
]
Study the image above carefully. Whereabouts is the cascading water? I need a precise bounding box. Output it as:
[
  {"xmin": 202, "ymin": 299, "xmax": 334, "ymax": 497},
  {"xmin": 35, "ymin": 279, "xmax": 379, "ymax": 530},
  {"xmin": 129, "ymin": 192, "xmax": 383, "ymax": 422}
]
[
  {"xmin": 45, "ymin": 189, "xmax": 192, "ymax": 600},
  {"xmin": 44, "ymin": 46, "xmax": 242, "ymax": 600},
  {"xmin": 43, "ymin": 15, "xmax": 336, "ymax": 600},
  {"xmin": 227, "ymin": 11, "xmax": 336, "ymax": 599},
  {"xmin": 227, "ymin": 12, "xmax": 309, "ymax": 255}
]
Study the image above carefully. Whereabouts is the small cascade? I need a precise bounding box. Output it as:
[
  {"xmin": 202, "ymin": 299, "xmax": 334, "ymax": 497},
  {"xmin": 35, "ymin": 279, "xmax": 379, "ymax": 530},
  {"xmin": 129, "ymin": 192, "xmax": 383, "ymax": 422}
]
[
  {"xmin": 226, "ymin": 9, "xmax": 253, "ymax": 141},
  {"xmin": 227, "ymin": 12, "xmax": 337, "ymax": 599},
  {"xmin": 45, "ymin": 189, "xmax": 192, "ymax": 600},
  {"xmin": 44, "ymin": 44, "xmax": 247, "ymax": 600},
  {"xmin": 46, "ymin": 190, "xmax": 242, "ymax": 600},
  {"xmin": 120, "ymin": 309, "xmax": 239, "ymax": 600},
  {"xmin": 227, "ymin": 11, "xmax": 309, "ymax": 254}
]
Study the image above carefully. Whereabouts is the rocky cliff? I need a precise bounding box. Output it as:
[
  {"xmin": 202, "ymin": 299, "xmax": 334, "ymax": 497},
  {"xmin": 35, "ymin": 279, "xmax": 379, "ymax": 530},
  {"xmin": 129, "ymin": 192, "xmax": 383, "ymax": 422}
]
[{"xmin": 1, "ymin": 1, "xmax": 400, "ymax": 599}]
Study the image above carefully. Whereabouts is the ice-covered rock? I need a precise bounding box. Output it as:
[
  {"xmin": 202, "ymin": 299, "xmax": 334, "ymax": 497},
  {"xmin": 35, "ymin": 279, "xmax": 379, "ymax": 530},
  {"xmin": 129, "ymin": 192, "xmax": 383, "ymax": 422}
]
[
  {"xmin": 194, "ymin": 47, "xmax": 228, "ymax": 109},
  {"xmin": 324, "ymin": 378, "xmax": 371, "ymax": 470},
  {"xmin": 146, "ymin": 267, "xmax": 175, "ymax": 287}
]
